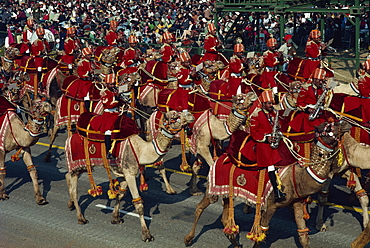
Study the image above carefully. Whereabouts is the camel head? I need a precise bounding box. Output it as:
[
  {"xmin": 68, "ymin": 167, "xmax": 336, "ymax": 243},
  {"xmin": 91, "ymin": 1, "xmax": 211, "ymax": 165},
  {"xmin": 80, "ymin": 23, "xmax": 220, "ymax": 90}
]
[
  {"xmin": 30, "ymin": 99, "xmax": 52, "ymax": 120},
  {"xmin": 315, "ymin": 119, "xmax": 351, "ymax": 149},
  {"xmin": 4, "ymin": 46, "xmax": 20, "ymax": 60},
  {"xmin": 162, "ymin": 110, "xmax": 194, "ymax": 135},
  {"xmin": 117, "ymin": 72, "xmax": 141, "ymax": 93},
  {"xmin": 232, "ymin": 92, "xmax": 258, "ymax": 112},
  {"xmin": 101, "ymin": 47, "xmax": 120, "ymax": 66},
  {"xmin": 144, "ymin": 48, "xmax": 161, "ymax": 62}
]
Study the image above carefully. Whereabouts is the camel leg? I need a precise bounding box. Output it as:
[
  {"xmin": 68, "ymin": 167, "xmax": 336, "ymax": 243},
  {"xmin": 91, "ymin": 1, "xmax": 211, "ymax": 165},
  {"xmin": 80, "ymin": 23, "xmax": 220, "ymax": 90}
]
[
  {"xmin": 342, "ymin": 170, "xmax": 369, "ymax": 228},
  {"xmin": 293, "ymin": 201, "xmax": 310, "ymax": 248},
  {"xmin": 0, "ymin": 152, "xmax": 8, "ymax": 200},
  {"xmin": 44, "ymin": 123, "xmax": 59, "ymax": 163},
  {"xmin": 189, "ymin": 159, "xmax": 203, "ymax": 196},
  {"xmin": 157, "ymin": 160, "xmax": 176, "ymax": 194},
  {"xmin": 184, "ymin": 190, "xmax": 215, "ymax": 246},
  {"xmin": 66, "ymin": 171, "xmax": 88, "ymax": 224},
  {"xmin": 351, "ymin": 221, "xmax": 370, "ymax": 248},
  {"xmin": 111, "ymin": 180, "xmax": 128, "ymax": 224},
  {"xmin": 125, "ymin": 174, "xmax": 154, "ymax": 242},
  {"xmin": 253, "ymin": 203, "xmax": 278, "ymax": 248},
  {"xmin": 22, "ymin": 147, "xmax": 47, "ymax": 205},
  {"xmin": 315, "ymin": 175, "xmax": 332, "ymax": 231},
  {"xmin": 221, "ymin": 198, "xmax": 241, "ymax": 248}
]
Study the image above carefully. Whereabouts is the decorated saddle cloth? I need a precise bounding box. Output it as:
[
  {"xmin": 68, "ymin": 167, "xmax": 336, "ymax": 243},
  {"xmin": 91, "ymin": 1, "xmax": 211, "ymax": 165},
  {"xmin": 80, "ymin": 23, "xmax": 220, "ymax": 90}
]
[
  {"xmin": 208, "ymin": 153, "xmax": 289, "ymax": 209},
  {"xmin": 0, "ymin": 97, "xmax": 17, "ymax": 152},
  {"xmin": 62, "ymin": 78, "xmax": 102, "ymax": 101},
  {"xmin": 77, "ymin": 112, "xmax": 139, "ymax": 142},
  {"xmin": 188, "ymin": 109, "xmax": 213, "ymax": 155},
  {"xmin": 55, "ymin": 95, "xmax": 103, "ymax": 127},
  {"xmin": 65, "ymin": 132, "xmax": 137, "ymax": 173}
]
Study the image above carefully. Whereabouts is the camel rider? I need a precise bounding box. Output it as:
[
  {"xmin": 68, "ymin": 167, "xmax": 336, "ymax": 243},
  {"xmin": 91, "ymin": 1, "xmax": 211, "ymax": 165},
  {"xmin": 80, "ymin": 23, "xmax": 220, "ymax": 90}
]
[
  {"xmin": 228, "ymin": 43, "xmax": 247, "ymax": 97},
  {"xmin": 160, "ymin": 31, "xmax": 177, "ymax": 63},
  {"xmin": 120, "ymin": 35, "xmax": 141, "ymax": 68},
  {"xmin": 31, "ymin": 27, "xmax": 50, "ymax": 83},
  {"xmin": 105, "ymin": 20, "xmax": 119, "ymax": 47},
  {"xmin": 250, "ymin": 90, "xmax": 285, "ymax": 202},
  {"xmin": 289, "ymin": 68, "xmax": 331, "ymax": 133},
  {"xmin": 278, "ymin": 35, "xmax": 297, "ymax": 72},
  {"xmin": 77, "ymin": 47, "xmax": 95, "ymax": 111},
  {"xmin": 198, "ymin": 23, "xmax": 223, "ymax": 64},
  {"xmin": 61, "ymin": 27, "xmax": 81, "ymax": 75},
  {"xmin": 90, "ymin": 74, "xmax": 120, "ymax": 159},
  {"xmin": 303, "ymin": 29, "xmax": 327, "ymax": 80},
  {"xmin": 261, "ymin": 38, "xmax": 283, "ymax": 94},
  {"xmin": 22, "ymin": 18, "xmax": 35, "ymax": 54}
]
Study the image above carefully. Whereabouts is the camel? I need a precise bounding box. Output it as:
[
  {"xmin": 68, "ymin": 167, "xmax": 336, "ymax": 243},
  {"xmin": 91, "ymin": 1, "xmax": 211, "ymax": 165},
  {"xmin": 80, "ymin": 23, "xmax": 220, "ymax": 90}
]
[
  {"xmin": 184, "ymin": 120, "xmax": 352, "ymax": 248},
  {"xmin": 277, "ymin": 82, "xmax": 370, "ymax": 232},
  {"xmin": 351, "ymin": 220, "xmax": 370, "ymax": 248},
  {"xmin": 187, "ymin": 92, "xmax": 257, "ymax": 195},
  {"xmin": 65, "ymin": 110, "xmax": 194, "ymax": 242},
  {"xmin": 44, "ymin": 72, "xmax": 140, "ymax": 162},
  {"xmin": 0, "ymin": 98, "xmax": 52, "ymax": 205}
]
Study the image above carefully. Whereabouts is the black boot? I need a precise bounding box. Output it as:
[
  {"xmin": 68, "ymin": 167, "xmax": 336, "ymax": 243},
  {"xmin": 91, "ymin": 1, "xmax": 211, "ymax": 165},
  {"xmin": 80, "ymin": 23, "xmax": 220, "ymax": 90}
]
[
  {"xmin": 105, "ymin": 135, "xmax": 114, "ymax": 159},
  {"xmin": 268, "ymin": 170, "xmax": 286, "ymax": 203},
  {"xmin": 84, "ymin": 100, "xmax": 91, "ymax": 112},
  {"xmin": 38, "ymin": 72, "xmax": 44, "ymax": 91}
]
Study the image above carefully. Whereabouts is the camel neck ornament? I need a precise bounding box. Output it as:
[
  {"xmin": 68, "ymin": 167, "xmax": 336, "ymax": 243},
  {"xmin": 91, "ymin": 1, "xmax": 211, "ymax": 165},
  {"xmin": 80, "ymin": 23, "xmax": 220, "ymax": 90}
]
[{"xmin": 23, "ymin": 100, "xmax": 49, "ymax": 137}]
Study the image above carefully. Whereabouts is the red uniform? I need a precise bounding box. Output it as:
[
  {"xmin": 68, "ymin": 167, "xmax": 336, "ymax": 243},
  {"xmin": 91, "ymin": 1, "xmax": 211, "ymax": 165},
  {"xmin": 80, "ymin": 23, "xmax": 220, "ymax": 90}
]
[
  {"xmin": 105, "ymin": 29, "xmax": 119, "ymax": 46},
  {"xmin": 289, "ymin": 84, "xmax": 327, "ymax": 132},
  {"xmin": 261, "ymin": 50, "xmax": 280, "ymax": 89},
  {"xmin": 61, "ymin": 37, "xmax": 81, "ymax": 64},
  {"xmin": 228, "ymin": 55, "xmax": 244, "ymax": 97},
  {"xmin": 90, "ymin": 90, "xmax": 120, "ymax": 132},
  {"xmin": 122, "ymin": 47, "xmax": 140, "ymax": 67},
  {"xmin": 30, "ymin": 39, "xmax": 49, "ymax": 68},
  {"xmin": 303, "ymin": 40, "xmax": 324, "ymax": 79},
  {"xmin": 22, "ymin": 27, "xmax": 33, "ymax": 44},
  {"xmin": 250, "ymin": 109, "xmax": 282, "ymax": 167},
  {"xmin": 160, "ymin": 43, "xmax": 176, "ymax": 63},
  {"xmin": 199, "ymin": 34, "xmax": 220, "ymax": 62},
  {"xmin": 177, "ymin": 66, "xmax": 193, "ymax": 87},
  {"xmin": 77, "ymin": 59, "xmax": 94, "ymax": 79},
  {"xmin": 345, "ymin": 75, "xmax": 370, "ymax": 122}
]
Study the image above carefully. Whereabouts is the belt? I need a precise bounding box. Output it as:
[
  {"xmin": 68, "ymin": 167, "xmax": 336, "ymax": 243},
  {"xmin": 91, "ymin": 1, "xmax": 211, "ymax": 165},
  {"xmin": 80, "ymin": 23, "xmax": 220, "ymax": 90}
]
[
  {"xmin": 308, "ymin": 57, "xmax": 320, "ymax": 61},
  {"xmin": 80, "ymin": 77, "xmax": 94, "ymax": 81},
  {"xmin": 265, "ymin": 66, "xmax": 277, "ymax": 72},
  {"xmin": 231, "ymin": 73, "xmax": 242, "ymax": 77}
]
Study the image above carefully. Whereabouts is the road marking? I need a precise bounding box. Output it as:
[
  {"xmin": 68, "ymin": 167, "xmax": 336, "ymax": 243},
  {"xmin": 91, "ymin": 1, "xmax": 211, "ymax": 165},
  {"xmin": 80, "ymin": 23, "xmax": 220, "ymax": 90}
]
[
  {"xmin": 36, "ymin": 142, "xmax": 370, "ymax": 214},
  {"xmin": 95, "ymin": 204, "xmax": 152, "ymax": 220}
]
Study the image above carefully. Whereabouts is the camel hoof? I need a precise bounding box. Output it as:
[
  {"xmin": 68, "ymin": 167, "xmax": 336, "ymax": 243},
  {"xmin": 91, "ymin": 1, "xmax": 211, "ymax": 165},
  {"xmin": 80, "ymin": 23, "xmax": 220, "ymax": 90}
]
[
  {"xmin": 189, "ymin": 189, "xmax": 203, "ymax": 196},
  {"xmin": 184, "ymin": 235, "xmax": 194, "ymax": 246},
  {"xmin": 166, "ymin": 190, "xmax": 177, "ymax": 195},
  {"xmin": 142, "ymin": 234, "xmax": 154, "ymax": 242},
  {"xmin": 111, "ymin": 218, "xmax": 124, "ymax": 224},
  {"xmin": 78, "ymin": 219, "xmax": 89, "ymax": 225},
  {"xmin": 67, "ymin": 201, "xmax": 75, "ymax": 210},
  {"xmin": 36, "ymin": 198, "xmax": 48, "ymax": 205},
  {"xmin": 319, "ymin": 224, "xmax": 328, "ymax": 232},
  {"xmin": 0, "ymin": 193, "xmax": 9, "ymax": 201}
]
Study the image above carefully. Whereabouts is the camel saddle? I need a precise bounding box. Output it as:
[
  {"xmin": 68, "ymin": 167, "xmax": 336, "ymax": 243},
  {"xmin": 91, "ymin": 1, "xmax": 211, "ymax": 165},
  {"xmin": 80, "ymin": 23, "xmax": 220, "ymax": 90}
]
[
  {"xmin": 62, "ymin": 77, "xmax": 102, "ymax": 101},
  {"xmin": 77, "ymin": 112, "xmax": 139, "ymax": 142},
  {"xmin": 0, "ymin": 96, "xmax": 17, "ymax": 115}
]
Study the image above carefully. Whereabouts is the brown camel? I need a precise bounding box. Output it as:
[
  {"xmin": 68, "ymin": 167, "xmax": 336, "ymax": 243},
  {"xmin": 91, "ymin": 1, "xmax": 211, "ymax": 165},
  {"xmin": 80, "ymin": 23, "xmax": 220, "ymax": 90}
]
[
  {"xmin": 65, "ymin": 110, "xmax": 194, "ymax": 242},
  {"xmin": 278, "ymin": 84, "xmax": 370, "ymax": 232},
  {"xmin": 44, "ymin": 73, "xmax": 140, "ymax": 162},
  {"xmin": 188, "ymin": 92, "xmax": 257, "ymax": 195},
  {"xmin": 0, "ymin": 99, "xmax": 52, "ymax": 205},
  {"xmin": 184, "ymin": 120, "xmax": 351, "ymax": 248}
]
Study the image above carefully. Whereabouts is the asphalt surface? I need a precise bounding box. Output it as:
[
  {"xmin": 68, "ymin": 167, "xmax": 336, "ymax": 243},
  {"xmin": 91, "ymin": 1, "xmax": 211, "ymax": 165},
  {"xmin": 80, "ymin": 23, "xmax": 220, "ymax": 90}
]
[{"xmin": 1, "ymin": 127, "xmax": 370, "ymax": 248}]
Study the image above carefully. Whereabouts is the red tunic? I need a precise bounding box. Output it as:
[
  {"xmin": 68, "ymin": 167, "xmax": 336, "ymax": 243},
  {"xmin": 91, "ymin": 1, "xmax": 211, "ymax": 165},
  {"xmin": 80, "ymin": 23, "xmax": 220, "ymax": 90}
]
[
  {"xmin": 303, "ymin": 40, "xmax": 322, "ymax": 79},
  {"xmin": 261, "ymin": 50, "xmax": 280, "ymax": 89},
  {"xmin": 22, "ymin": 28, "xmax": 33, "ymax": 43},
  {"xmin": 345, "ymin": 75, "xmax": 370, "ymax": 122},
  {"xmin": 64, "ymin": 37, "xmax": 80, "ymax": 55},
  {"xmin": 105, "ymin": 30, "xmax": 118, "ymax": 46},
  {"xmin": 77, "ymin": 59, "xmax": 93, "ymax": 78},
  {"xmin": 289, "ymin": 85, "xmax": 326, "ymax": 132},
  {"xmin": 30, "ymin": 39, "xmax": 49, "ymax": 68},
  {"xmin": 160, "ymin": 43, "xmax": 175, "ymax": 63},
  {"xmin": 200, "ymin": 34, "xmax": 220, "ymax": 62},
  {"xmin": 228, "ymin": 55, "xmax": 244, "ymax": 97},
  {"xmin": 122, "ymin": 47, "xmax": 139, "ymax": 67},
  {"xmin": 177, "ymin": 66, "xmax": 193, "ymax": 86},
  {"xmin": 250, "ymin": 109, "xmax": 282, "ymax": 167}
]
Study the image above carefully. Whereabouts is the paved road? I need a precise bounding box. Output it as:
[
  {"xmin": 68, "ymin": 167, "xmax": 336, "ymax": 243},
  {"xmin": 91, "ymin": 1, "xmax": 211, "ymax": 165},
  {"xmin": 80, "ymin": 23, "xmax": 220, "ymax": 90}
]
[{"xmin": 1, "ymin": 128, "xmax": 369, "ymax": 248}]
